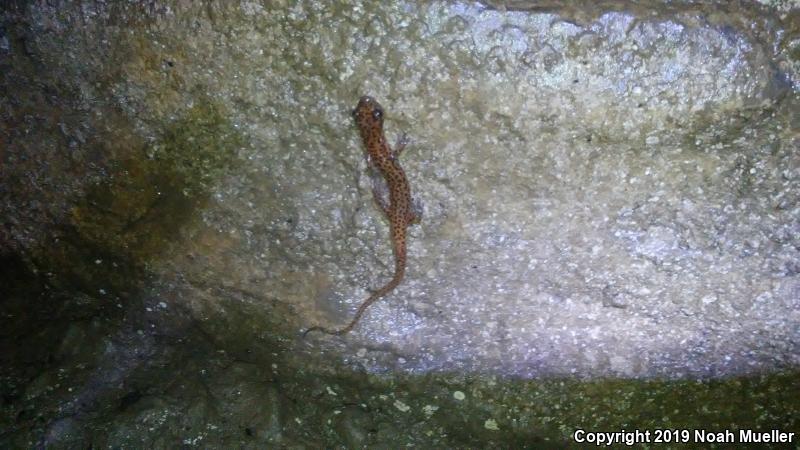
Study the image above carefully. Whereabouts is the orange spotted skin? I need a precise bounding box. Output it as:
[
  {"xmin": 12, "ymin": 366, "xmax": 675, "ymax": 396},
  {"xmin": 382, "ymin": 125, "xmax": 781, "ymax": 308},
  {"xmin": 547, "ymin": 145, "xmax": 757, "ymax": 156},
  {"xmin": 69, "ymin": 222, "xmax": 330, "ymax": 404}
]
[{"xmin": 305, "ymin": 96, "xmax": 418, "ymax": 336}]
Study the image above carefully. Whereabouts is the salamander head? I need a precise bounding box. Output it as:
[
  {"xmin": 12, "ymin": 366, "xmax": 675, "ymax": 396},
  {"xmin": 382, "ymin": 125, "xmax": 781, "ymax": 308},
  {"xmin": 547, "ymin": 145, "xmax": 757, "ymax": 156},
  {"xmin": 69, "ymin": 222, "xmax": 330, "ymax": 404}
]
[{"xmin": 352, "ymin": 95, "xmax": 384, "ymax": 130}]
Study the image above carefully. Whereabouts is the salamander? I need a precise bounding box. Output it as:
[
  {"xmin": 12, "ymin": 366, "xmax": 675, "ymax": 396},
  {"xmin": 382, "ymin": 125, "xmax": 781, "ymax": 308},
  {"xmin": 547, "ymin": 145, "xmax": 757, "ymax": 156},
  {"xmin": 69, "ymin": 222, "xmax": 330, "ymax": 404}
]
[{"xmin": 305, "ymin": 96, "xmax": 419, "ymax": 336}]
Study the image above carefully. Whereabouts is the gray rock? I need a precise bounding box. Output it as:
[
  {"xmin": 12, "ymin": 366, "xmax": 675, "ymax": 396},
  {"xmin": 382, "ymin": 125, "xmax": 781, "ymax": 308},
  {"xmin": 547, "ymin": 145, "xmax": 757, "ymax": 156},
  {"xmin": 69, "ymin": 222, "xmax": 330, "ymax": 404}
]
[{"xmin": 1, "ymin": 1, "xmax": 799, "ymax": 448}]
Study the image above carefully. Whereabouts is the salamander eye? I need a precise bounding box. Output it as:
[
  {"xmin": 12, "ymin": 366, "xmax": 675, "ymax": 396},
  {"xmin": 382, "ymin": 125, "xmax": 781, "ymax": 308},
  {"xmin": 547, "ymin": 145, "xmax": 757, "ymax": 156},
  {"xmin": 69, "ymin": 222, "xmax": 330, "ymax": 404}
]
[
  {"xmin": 372, "ymin": 108, "xmax": 383, "ymax": 120},
  {"xmin": 351, "ymin": 108, "xmax": 357, "ymax": 117}
]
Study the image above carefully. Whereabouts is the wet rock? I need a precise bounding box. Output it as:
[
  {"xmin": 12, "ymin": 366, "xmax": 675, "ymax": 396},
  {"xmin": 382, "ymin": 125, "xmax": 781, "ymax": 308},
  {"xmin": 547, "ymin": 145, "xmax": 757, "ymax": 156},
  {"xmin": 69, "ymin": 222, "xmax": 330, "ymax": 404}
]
[
  {"xmin": 1, "ymin": 0, "xmax": 799, "ymax": 448},
  {"xmin": 333, "ymin": 405, "xmax": 374, "ymax": 448}
]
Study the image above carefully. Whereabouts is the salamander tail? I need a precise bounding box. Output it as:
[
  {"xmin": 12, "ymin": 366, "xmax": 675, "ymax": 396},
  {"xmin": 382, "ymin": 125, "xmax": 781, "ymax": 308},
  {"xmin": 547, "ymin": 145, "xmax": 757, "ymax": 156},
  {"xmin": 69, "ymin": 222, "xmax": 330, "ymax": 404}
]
[{"xmin": 303, "ymin": 266, "xmax": 405, "ymax": 337}]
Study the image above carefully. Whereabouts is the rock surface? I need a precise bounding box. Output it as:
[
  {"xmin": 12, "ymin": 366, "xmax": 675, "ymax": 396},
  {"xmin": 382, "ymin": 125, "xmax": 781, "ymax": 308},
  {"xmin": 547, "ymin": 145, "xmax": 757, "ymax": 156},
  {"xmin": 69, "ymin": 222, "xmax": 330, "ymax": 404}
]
[{"xmin": 1, "ymin": 0, "xmax": 798, "ymax": 447}]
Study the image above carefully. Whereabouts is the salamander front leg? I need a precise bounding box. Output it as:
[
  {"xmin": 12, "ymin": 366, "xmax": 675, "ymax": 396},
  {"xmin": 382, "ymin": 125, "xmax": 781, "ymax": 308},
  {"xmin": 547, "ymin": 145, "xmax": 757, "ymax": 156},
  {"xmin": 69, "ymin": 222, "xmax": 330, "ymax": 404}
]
[{"xmin": 393, "ymin": 133, "xmax": 410, "ymax": 157}]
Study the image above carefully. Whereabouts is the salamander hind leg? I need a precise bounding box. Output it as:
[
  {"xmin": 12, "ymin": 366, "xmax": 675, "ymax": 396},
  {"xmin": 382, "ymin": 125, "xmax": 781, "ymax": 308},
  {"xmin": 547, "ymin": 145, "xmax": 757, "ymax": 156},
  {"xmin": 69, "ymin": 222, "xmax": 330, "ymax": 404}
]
[{"xmin": 408, "ymin": 197, "xmax": 423, "ymax": 224}]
